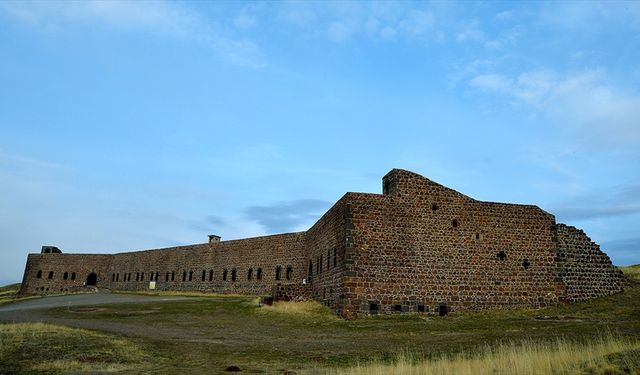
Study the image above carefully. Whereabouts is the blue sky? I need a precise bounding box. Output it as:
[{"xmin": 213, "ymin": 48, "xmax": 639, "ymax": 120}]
[{"xmin": 1, "ymin": 1, "xmax": 639, "ymax": 285}]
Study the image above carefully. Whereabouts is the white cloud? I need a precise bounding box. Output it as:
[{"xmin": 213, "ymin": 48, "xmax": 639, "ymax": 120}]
[
  {"xmin": 0, "ymin": 0, "xmax": 265, "ymax": 68},
  {"xmin": 495, "ymin": 10, "xmax": 513, "ymax": 21},
  {"xmin": 540, "ymin": 1, "xmax": 640, "ymax": 31},
  {"xmin": 234, "ymin": 13, "xmax": 256, "ymax": 30},
  {"xmin": 469, "ymin": 69, "xmax": 640, "ymax": 145},
  {"xmin": 328, "ymin": 20, "xmax": 355, "ymax": 42},
  {"xmin": 456, "ymin": 19, "xmax": 484, "ymax": 42},
  {"xmin": 275, "ymin": 2, "xmax": 441, "ymax": 43}
]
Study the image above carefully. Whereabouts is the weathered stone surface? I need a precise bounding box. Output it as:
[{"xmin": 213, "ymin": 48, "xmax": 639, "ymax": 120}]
[{"xmin": 18, "ymin": 169, "xmax": 625, "ymax": 318}]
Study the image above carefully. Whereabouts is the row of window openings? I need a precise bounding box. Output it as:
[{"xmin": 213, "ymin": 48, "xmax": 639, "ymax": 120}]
[
  {"xmin": 308, "ymin": 248, "xmax": 338, "ymax": 277},
  {"xmin": 496, "ymin": 251, "xmax": 531, "ymax": 269},
  {"xmin": 370, "ymin": 303, "xmax": 449, "ymax": 317},
  {"xmin": 36, "ymin": 270, "xmax": 75, "ymax": 280},
  {"xmin": 111, "ymin": 266, "xmax": 294, "ymax": 283}
]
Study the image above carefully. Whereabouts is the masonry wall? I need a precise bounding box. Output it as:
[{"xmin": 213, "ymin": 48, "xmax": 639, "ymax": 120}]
[
  {"xmin": 19, "ymin": 253, "xmax": 113, "ymax": 295},
  {"xmin": 554, "ymin": 224, "xmax": 625, "ymax": 302},
  {"xmin": 341, "ymin": 169, "xmax": 563, "ymax": 317},
  {"xmin": 302, "ymin": 195, "xmax": 348, "ymax": 314},
  {"xmin": 18, "ymin": 168, "xmax": 626, "ymax": 318},
  {"xmin": 20, "ymin": 233, "xmax": 308, "ymax": 296}
]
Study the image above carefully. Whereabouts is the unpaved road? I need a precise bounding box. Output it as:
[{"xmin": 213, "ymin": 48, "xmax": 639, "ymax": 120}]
[
  {"xmin": 0, "ymin": 291, "xmax": 202, "ymax": 341},
  {"xmin": 0, "ymin": 290, "xmax": 193, "ymax": 313}
]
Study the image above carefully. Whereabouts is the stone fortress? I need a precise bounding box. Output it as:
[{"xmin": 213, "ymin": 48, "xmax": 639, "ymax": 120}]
[{"xmin": 19, "ymin": 169, "xmax": 626, "ymax": 318}]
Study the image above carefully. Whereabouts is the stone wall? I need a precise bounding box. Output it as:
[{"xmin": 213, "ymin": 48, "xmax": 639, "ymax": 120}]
[
  {"xmin": 303, "ymin": 195, "xmax": 348, "ymax": 314},
  {"xmin": 273, "ymin": 283, "xmax": 313, "ymax": 301},
  {"xmin": 19, "ymin": 253, "xmax": 112, "ymax": 295},
  {"xmin": 17, "ymin": 168, "xmax": 626, "ymax": 318},
  {"xmin": 554, "ymin": 224, "xmax": 625, "ymax": 302},
  {"xmin": 342, "ymin": 169, "xmax": 564, "ymax": 317},
  {"xmin": 20, "ymin": 233, "xmax": 307, "ymax": 296}
]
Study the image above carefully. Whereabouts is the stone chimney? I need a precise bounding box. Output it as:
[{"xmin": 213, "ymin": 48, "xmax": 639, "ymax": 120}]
[
  {"xmin": 41, "ymin": 246, "xmax": 62, "ymax": 254},
  {"xmin": 208, "ymin": 235, "xmax": 221, "ymax": 244}
]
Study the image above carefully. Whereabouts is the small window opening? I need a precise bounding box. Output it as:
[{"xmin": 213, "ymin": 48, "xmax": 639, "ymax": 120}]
[
  {"xmin": 256, "ymin": 268, "xmax": 262, "ymax": 280},
  {"xmin": 418, "ymin": 305, "xmax": 426, "ymax": 313},
  {"xmin": 327, "ymin": 250, "xmax": 331, "ymax": 269},
  {"xmin": 369, "ymin": 303, "xmax": 379, "ymax": 315},
  {"xmin": 209, "ymin": 269, "xmax": 213, "ymax": 281},
  {"xmin": 286, "ymin": 266, "xmax": 293, "ymax": 280},
  {"xmin": 452, "ymin": 219, "xmax": 459, "ymax": 228},
  {"xmin": 112, "ymin": 273, "xmax": 116, "ymax": 282},
  {"xmin": 439, "ymin": 304, "xmax": 449, "ymax": 317},
  {"xmin": 63, "ymin": 272, "xmax": 68, "ymax": 280},
  {"xmin": 202, "ymin": 270, "xmax": 206, "ymax": 282},
  {"xmin": 333, "ymin": 248, "xmax": 337, "ymax": 267},
  {"xmin": 394, "ymin": 304, "xmax": 402, "ymax": 312},
  {"xmin": 247, "ymin": 268, "xmax": 253, "ymax": 280},
  {"xmin": 71, "ymin": 272, "xmax": 76, "ymax": 280},
  {"xmin": 319, "ymin": 255, "xmax": 323, "ymax": 273},
  {"xmin": 48, "ymin": 271, "xmax": 54, "ymax": 279},
  {"xmin": 188, "ymin": 271, "xmax": 193, "ymax": 281},
  {"xmin": 150, "ymin": 272, "xmax": 154, "ymax": 281},
  {"xmin": 36, "ymin": 270, "xmax": 42, "ymax": 278},
  {"xmin": 116, "ymin": 273, "xmax": 119, "ymax": 282},
  {"xmin": 275, "ymin": 266, "xmax": 282, "ymax": 281},
  {"xmin": 432, "ymin": 203, "xmax": 439, "ymax": 211},
  {"xmin": 523, "ymin": 259, "xmax": 531, "ymax": 269},
  {"xmin": 182, "ymin": 271, "xmax": 187, "ymax": 282},
  {"xmin": 140, "ymin": 272, "xmax": 144, "ymax": 281},
  {"xmin": 231, "ymin": 269, "xmax": 237, "ymax": 281},
  {"xmin": 497, "ymin": 251, "xmax": 507, "ymax": 261},
  {"xmin": 475, "ymin": 233, "xmax": 480, "ymax": 240},
  {"xmin": 223, "ymin": 269, "xmax": 228, "ymax": 281},
  {"xmin": 165, "ymin": 272, "xmax": 170, "ymax": 282},
  {"xmin": 308, "ymin": 260, "xmax": 313, "ymax": 277},
  {"xmin": 171, "ymin": 271, "xmax": 175, "ymax": 281}
]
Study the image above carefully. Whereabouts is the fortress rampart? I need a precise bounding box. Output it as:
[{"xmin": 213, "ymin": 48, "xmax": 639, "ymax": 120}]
[{"xmin": 19, "ymin": 169, "xmax": 626, "ymax": 317}]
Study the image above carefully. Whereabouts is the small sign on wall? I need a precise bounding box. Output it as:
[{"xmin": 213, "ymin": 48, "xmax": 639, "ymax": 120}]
[{"xmin": 149, "ymin": 281, "xmax": 156, "ymax": 290}]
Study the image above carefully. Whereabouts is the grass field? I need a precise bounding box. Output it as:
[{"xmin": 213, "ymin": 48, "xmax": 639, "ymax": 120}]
[
  {"xmin": 0, "ymin": 283, "xmax": 20, "ymax": 305},
  {"xmin": 0, "ymin": 323, "xmax": 146, "ymax": 374},
  {"xmin": 0, "ymin": 267, "xmax": 638, "ymax": 374},
  {"xmin": 620, "ymin": 264, "xmax": 640, "ymax": 281}
]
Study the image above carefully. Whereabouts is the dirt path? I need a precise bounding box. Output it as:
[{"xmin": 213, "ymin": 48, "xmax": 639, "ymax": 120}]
[{"xmin": 0, "ymin": 291, "xmax": 203, "ymax": 341}]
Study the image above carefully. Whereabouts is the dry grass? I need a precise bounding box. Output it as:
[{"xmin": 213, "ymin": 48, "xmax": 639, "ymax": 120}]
[
  {"xmin": 339, "ymin": 334, "xmax": 640, "ymax": 375},
  {"xmin": 0, "ymin": 283, "xmax": 20, "ymax": 305},
  {"xmin": 620, "ymin": 264, "xmax": 640, "ymax": 281},
  {"xmin": 259, "ymin": 300, "xmax": 338, "ymax": 319},
  {"xmin": 0, "ymin": 322, "xmax": 147, "ymax": 374}
]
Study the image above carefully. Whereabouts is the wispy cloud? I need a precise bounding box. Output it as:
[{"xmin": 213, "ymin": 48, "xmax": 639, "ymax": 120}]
[
  {"xmin": 0, "ymin": 152, "xmax": 73, "ymax": 172},
  {"xmin": 0, "ymin": 0, "xmax": 264, "ymax": 68},
  {"xmin": 469, "ymin": 69, "xmax": 640, "ymax": 145},
  {"xmin": 276, "ymin": 2, "xmax": 441, "ymax": 43},
  {"xmin": 539, "ymin": 1, "xmax": 640, "ymax": 31},
  {"xmin": 601, "ymin": 238, "xmax": 640, "ymax": 266},
  {"xmin": 244, "ymin": 199, "xmax": 331, "ymax": 233},
  {"xmin": 552, "ymin": 184, "xmax": 640, "ymax": 221}
]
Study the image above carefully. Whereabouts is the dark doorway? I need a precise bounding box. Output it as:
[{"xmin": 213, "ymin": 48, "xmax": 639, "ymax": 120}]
[
  {"xmin": 438, "ymin": 304, "xmax": 448, "ymax": 317},
  {"xmin": 86, "ymin": 272, "xmax": 97, "ymax": 286}
]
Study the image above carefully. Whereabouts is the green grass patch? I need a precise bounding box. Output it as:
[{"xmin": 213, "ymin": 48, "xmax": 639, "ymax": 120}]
[
  {"xmin": 620, "ymin": 264, "xmax": 640, "ymax": 281},
  {"xmin": 0, "ymin": 322, "xmax": 148, "ymax": 374},
  {"xmin": 112, "ymin": 289, "xmax": 248, "ymax": 298},
  {"xmin": 1, "ymin": 283, "xmax": 637, "ymax": 373}
]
